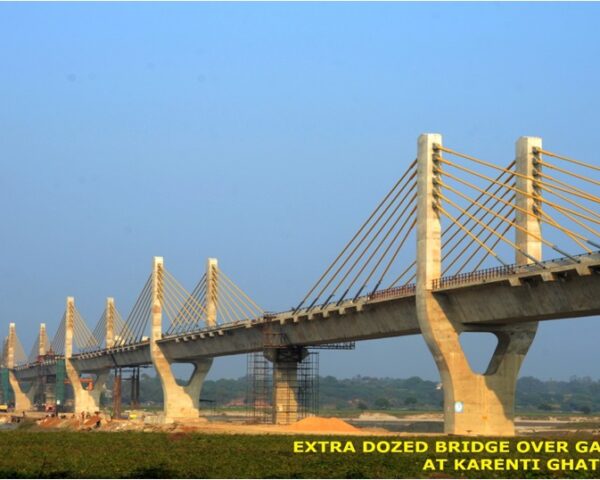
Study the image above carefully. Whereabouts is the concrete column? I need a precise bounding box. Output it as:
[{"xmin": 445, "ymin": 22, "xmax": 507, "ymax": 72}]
[
  {"xmin": 206, "ymin": 258, "xmax": 218, "ymax": 327},
  {"xmin": 416, "ymin": 133, "xmax": 443, "ymax": 288},
  {"xmin": 415, "ymin": 133, "xmax": 535, "ymax": 436},
  {"xmin": 65, "ymin": 297, "xmax": 74, "ymax": 359},
  {"xmin": 64, "ymin": 297, "xmax": 108, "ymax": 414},
  {"xmin": 515, "ymin": 137, "xmax": 543, "ymax": 265},
  {"xmin": 149, "ymin": 256, "xmax": 213, "ymax": 423},
  {"xmin": 7, "ymin": 325, "xmax": 16, "ymax": 369},
  {"xmin": 266, "ymin": 347, "xmax": 307, "ymax": 425},
  {"xmin": 39, "ymin": 324, "xmax": 47, "ymax": 357},
  {"xmin": 106, "ymin": 297, "xmax": 115, "ymax": 349},
  {"xmin": 6, "ymin": 323, "xmax": 33, "ymax": 411},
  {"xmin": 273, "ymin": 362, "xmax": 298, "ymax": 425}
]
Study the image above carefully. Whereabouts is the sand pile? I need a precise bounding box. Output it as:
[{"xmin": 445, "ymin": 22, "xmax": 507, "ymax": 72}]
[
  {"xmin": 83, "ymin": 415, "xmax": 102, "ymax": 427},
  {"xmin": 38, "ymin": 417, "xmax": 62, "ymax": 428},
  {"xmin": 288, "ymin": 416, "xmax": 359, "ymax": 433}
]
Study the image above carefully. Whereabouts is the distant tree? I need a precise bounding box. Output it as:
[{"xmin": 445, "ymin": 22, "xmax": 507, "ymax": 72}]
[
  {"xmin": 127, "ymin": 373, "xmax": 600, "ymax": 414},
  {"xmin": 580, "ymin": 405, "xmax": 591, "ymax": 414},
  {"xmin": 405, "ymin": 376, "xmax": 422, "ymax": 385}
]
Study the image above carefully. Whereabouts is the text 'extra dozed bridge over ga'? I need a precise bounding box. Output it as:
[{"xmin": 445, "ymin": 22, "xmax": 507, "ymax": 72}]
[{"xmin": 2, "ymin": 133, "xmax": 599, "ymax": 435}]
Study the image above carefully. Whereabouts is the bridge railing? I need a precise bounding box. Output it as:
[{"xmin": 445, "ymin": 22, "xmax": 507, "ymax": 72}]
[
  {"xmin": 367, "ymin": 283, "xmax": 416, "ymax": 301},
  {"xmin": 432, "ymin": 251, "xmax": 599, "ymax": 289},
  {"xmin": 432, "ymin": 265, "xmax": 517, "ymax": 289}
]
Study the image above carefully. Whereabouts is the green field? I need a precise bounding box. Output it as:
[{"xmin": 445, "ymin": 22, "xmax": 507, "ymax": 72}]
[{"xmin": 0, "ymin": 431, "xmax": 598, "ymax": 478}]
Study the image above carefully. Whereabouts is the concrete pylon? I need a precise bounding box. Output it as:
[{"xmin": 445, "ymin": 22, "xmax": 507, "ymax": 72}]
[
  {"xmin": 106, "ymin": 297, "xmax": 115, "ymax": 349},
  {"xmin": 149, "ymin": 257, "xmax": 213, "ymax": 423},
  {"xmin": 64, "ymin": 297, "xmax": 109, "ymax": 414},
  {"xmin": 6, "ymin": 323, "xmax": 33, "ymax": 410},
  {"xmin": 415, "ymin": 133, "xmax": 539, "ymax": 436},
  {"xmin": 206, "ymin": 258, "xmax": 218, "ymax": 327},
  {"xmin": 516, "ymin": 137, "xmax": 543, "ymax": 264},
  {"xmin": 39, "ymin": 324, "xmax": 47, "ymax": 357}
]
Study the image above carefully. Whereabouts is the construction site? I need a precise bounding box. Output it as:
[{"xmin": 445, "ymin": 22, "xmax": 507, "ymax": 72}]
[{"xmin": 0, "ymin": 342, "xmax": 144, "ymax": 419}]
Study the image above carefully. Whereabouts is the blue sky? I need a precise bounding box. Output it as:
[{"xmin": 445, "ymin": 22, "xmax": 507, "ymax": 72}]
[{"xmin": 0, "ymin": 2, "xmax": 599, "ymax": 381}]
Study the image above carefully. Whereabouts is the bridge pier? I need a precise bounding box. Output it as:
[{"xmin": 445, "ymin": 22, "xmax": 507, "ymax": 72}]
[
  {"xmin": 265, "ymin": 347, "xmax": 308, "ymax": 425},
  {"xmin": 6, "ymin": 323, "xmax": 34, "ymax": 411},
  {"xmin": 150, "ymin": 257, "xmax": 214, "ymax": 423},
  {"xmin": 417, "ymin": 291, "xmax": 536, "ymax": 435},
  {"xmin": 7, "ymin": 371, "xmax": 34, "ymax": 412},
  {"xmin": 64, "ymin": 297, "xmax": 109, "ymax": 414},
  {"xmin": 66, "ymin": 368, "xmax": 109, "ymax": 414},
  {"xmin": 153, "ymin": 355, "xmax": 213, "ymax": 422},
  {"xmin": 416, "ymin": 133, "xmax": 541, "ymax": 436}
]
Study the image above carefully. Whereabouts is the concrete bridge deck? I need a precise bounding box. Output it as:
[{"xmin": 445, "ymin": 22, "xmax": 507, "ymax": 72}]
[{"xmin": 13, "ymin": 251, "xmax": 599, "ymax": 381}]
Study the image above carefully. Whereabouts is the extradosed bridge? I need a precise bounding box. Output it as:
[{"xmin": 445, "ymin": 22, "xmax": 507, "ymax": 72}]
[{"xmin": 3, "ymin": 134, "xmax": 599, "ymax": 436}]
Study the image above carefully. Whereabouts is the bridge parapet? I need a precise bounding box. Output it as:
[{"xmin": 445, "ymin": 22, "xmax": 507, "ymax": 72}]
[{"xmin": 432, "ymin": 251, "xmax": 600, "ymax": 290}]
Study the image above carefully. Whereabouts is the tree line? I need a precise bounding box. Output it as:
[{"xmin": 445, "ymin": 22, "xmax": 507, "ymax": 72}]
[{"xmin": 108, "ymin": 373, "xmax": 600, "ymax": 413}]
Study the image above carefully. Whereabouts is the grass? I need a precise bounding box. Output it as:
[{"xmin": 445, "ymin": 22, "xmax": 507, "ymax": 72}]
[{"xmin": 0, "ymin": 431, "xmax": 598, "ymax": 478}]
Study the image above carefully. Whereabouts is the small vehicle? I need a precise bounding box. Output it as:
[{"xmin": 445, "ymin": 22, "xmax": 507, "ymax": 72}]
[{"xmin": 0, "ymin": 404, "xmax": 8, "ymax": 413}]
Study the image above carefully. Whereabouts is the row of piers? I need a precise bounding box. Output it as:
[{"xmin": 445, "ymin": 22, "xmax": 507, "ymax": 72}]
[
  {"xmin": 2, "ymin": 258, "xmax": 299, "ymax": 425},
  {"xmin": 1, "ymin": 134, "xmax": 546, "ymax": 434}
]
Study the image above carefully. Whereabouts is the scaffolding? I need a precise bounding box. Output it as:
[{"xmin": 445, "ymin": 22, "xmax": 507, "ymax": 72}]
[
  {"xmin": 274, "ymin": 350, "xmax": 320, "ymax": 424},
  {"xmin": 246, "ymin": 349, "xmax": 319, "ymax": 424},
  {"xmin": 129, "ymin": 367, "xmax": 140, "ymax": 409},
  {"xmin": 55, "ymin": 359, "xmax": 66, "ymax": 408},
  {"xmin": 246, "ymin": 321, "xmax": 321, "ymax": 424},
  {"xmin": 312, "ymin": 342, "xmax": 356, "ymax": 350},
  {"xmin": 246, "ymin": 351, "xmax": 272, "ymax": 423},
  {"xmin": 0, "ymin": 368, "xmax": 10, "ymax": 405},
  {"xmin": 298, "ymin": 352, "xmax": 319, "ymax": 416},
  {"xmin": 110, "ymin": 366, "xmax": 144, "ymax": 417}
]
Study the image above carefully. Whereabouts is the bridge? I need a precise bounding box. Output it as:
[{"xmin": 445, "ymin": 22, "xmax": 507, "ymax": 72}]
[{"xmin": 2, "ymin": 134, "xmax": 599, "ymax": 436}]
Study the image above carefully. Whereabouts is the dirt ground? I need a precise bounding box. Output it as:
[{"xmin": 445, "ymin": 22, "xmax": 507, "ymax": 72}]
[
  {"xmin": 15, "ymin": 411, "xmax": 600, "ymax": 436},
  {"xmin": 30, "ymin": 413, "xmax": 388, "ymax": 435}
]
